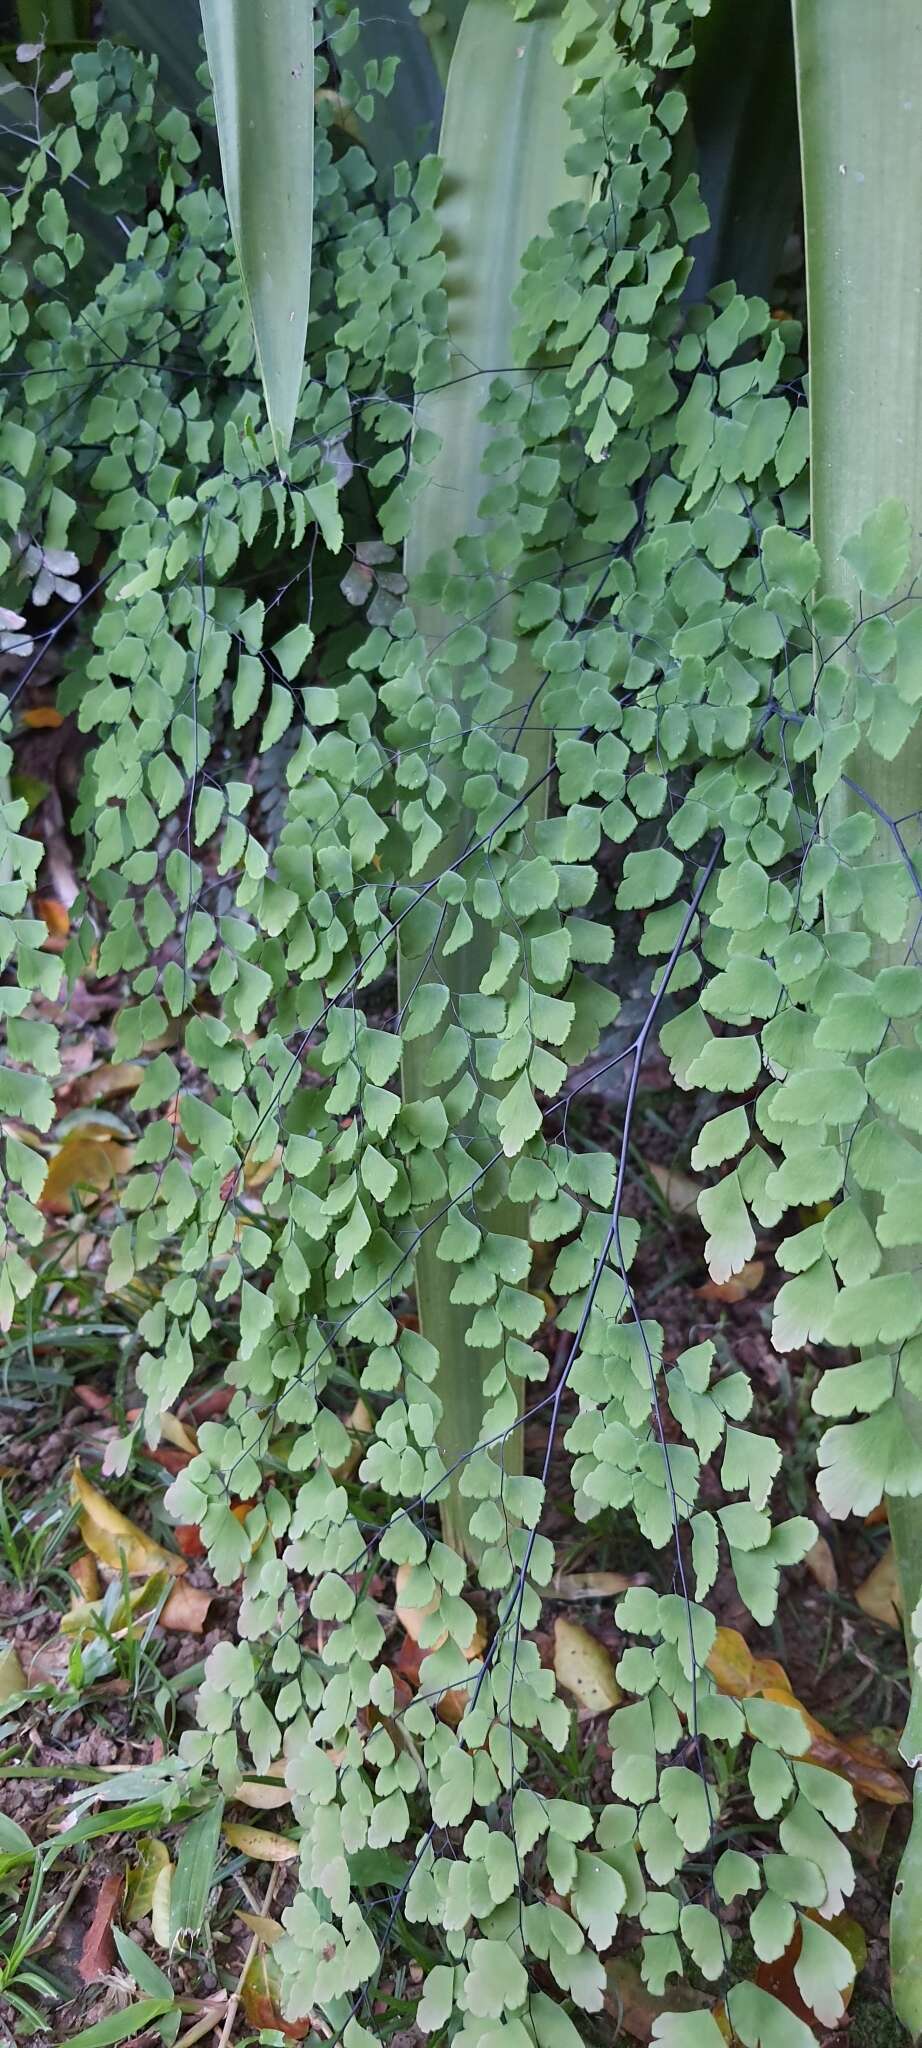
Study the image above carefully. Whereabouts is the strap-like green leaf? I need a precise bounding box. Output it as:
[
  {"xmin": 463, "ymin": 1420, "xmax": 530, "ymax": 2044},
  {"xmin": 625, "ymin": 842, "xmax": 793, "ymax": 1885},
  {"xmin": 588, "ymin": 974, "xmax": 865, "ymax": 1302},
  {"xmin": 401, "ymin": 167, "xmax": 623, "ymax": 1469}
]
[{"xmin": 200, "ymin": 0, "xmax": 313, "ymax": 465}]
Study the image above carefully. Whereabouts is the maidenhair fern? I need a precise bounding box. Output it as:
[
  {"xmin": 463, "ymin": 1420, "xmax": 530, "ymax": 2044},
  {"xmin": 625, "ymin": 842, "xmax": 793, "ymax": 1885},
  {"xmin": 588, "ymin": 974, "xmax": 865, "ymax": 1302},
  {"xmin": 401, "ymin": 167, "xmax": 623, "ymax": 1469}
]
[{"xmin": 0, "ymin": 3, "xmax": 919, "ymax": 2042}]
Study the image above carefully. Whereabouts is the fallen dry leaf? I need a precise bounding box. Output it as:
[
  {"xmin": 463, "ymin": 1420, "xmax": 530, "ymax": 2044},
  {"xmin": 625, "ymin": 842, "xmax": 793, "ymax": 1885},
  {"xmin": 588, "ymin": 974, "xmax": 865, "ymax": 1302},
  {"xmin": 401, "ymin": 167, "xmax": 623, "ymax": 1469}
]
[
  {"xmin": 553, "ymin": 1617, "xmax": 622, "ymax": 1713},
  {"xmin": 394, "ymin": 1560, "xmax": 441, "ymax": 1647},
  {"xmin": 73, "ymin": 1384, "xmax": 112, "ymax": 1416},
  {"xmin": 21, "ymin": 705, "xmax": 63, "ymax": 729},
  {"xmin": 855, "ymin": 1543, "xmax": 902, "ymax": 1630},
  {"xmin": 69, "ymin": 1062, "xmax": 145, "ymax": 1107},
  {"xmin": 234, "ymin": 1762, "xmax": 291, "ymax": 1812},
  {"xmin": 160, "ymin": 1582, "xmax": 212, "ymax": 1634},
  {"xmin": 645, "ymin": 1160, "xmax": 701, "ymax": 1218},
  {"xmin": 223, "ymin": 1824, "xmax": 299, "ymax": 1864},
  {"xmin": 35, "ymin": 897, "xmax": 70, "ymax": 943},
  {"xmin": 41, "ymin": 1126, "xmax": 133, "ymax": 1212},
  {"xmin": 755, "ymin": 1910, "xmax": 865, "ymax": 2029},
  {"xmin": 707, "ymin": 1626, "xmax": 907, "ymax": 1806},
  {"xmin": 237, "ymin": 1911, "xmax": 285, "ymax": 1946},
  {"xmin": 803, "ymin": 1533, "xmax": 838, "ymax": 1593},
  {"xmin": 697, "ymin": 1259, "xmax": 765, "ymax": 1303},
  {"xmin": 77, "ymin": 1870, "xmax": 122, "ymax": 1985},
  {"xmin": 124, "ymin": 1837, "xmax": 172, "ymax": 1947},
  {"xmin": 71, "ymin": 1462, "xmax": 187, "ymax": 1579},
  {"xmin": 242, "ymin": 1951, "xmax": 310, "ymax": 2040},
  {"xmin": 0, "ymin": 1640, "xmax": 26, "ymax": 1701},
  {"xmin": 157, "ymin": 1410, "xmax": 199, "ymax": 1458},
  {"xmin": 183, "ymin": 1384, "xmax": 235, "ymax": 1424},
  {"xmin": 606, "ymin": 1958, "xmax": 708, "ymax": 2041},
  {"xmin": 70, "ymin": 1552, "xmax": 101, "ymax": 1602},
  {"xmin": 550, "ymin": 1570, "xmax": 634, "ymax": 1601}
]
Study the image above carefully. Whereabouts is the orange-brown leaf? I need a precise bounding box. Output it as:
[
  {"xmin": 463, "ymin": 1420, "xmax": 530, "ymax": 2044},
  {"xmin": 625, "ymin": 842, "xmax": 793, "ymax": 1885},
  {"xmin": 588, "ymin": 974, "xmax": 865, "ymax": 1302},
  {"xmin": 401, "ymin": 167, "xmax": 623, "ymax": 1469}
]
[
  {"xmin": 77, "ymin": 1870, "xmax": 122, "ymax": 1984},
  {"xmin": 697, "ymin": 1259, "xmax": 765, "ymax": 1303},
  {"xmin": 241, "ymin": 1952, "xmax": 310, "ymax": 2039},
  {"xmin": 22, "ymin": 705, "xmax": 63, "ymax": 729},
  {"xmin": 160, "ymin": 1582, "xmax": 212, "ymax": 1634},
  {"xmin": 35, "ymin": 896, "xmax": 70, "ymax": 941}
]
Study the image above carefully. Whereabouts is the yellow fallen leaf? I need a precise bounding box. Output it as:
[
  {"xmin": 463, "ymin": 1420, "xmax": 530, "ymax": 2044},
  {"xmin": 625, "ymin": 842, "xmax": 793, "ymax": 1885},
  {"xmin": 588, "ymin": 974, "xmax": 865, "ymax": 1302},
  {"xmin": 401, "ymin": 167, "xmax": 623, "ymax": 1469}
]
[
  {"xmin": 223, "ymin": 1824, "xmax": 299, "ymax": 1864},
  {"xmin": 237, "ymin": 1911, "xmax": 285, "ymax": 1946},
  {"xmin": 553, "ymin": 1617, "xmax": 622, "ymax": 1712},
  {"xmin": 705, "ymin": 1625, "xmax": 758, "ymax": 1697},
  {"xmin": 62, "ymin": 1570, "xmax": 172, "ymax": 1638},
  {"xmin": 856, "ymin": 1543, "xmax": 902, "ymax": 1630},
  {"xmin": 157, "ymin": 1410, "xmax": 199, "ymax": 1457},
  {"xmin": 41, "ymin": 1126, "xmax": 133, "ymax": 1212},
  {"xmin": 803, "ymin": 1533, "xmax": 838, "ymax": 1593},
  {"xmin": 234, "ymin": 1761, "xmax": 292, "ymax": 1812},
  {"xmin": 125, "ymin": 1837, "xmax": 173, "ymax": 1947},
  {"xmin": 71, "ymin": 1462, "xmax": 187, "ymax": 1578}
]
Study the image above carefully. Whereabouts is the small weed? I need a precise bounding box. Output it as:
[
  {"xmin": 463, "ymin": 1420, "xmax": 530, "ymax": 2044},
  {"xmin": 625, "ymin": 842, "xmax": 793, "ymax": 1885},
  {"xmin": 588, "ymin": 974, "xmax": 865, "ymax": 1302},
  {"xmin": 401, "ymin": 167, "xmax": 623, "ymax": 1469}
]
[
  {"xmin": 0, "ymin": 1485, "xmax": 77, "ymax": 1601},
  {"xmin": 850, "ymin": 1996, "xmax": 912, "ymax": 2047},
  {"xmin": 0, "ymin": 1856, "xmax": 64, "ymax": 2034}
]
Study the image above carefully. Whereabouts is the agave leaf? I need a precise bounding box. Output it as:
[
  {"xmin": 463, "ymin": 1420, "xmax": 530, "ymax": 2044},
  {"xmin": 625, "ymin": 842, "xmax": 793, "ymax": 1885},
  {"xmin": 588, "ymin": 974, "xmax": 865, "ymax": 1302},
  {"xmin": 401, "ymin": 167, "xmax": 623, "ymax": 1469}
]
[
  {"xmin": 200, "ymin": 0, "xmax": 313, "ymax": 466},
  {"xmin": 793, "ymin": 2, "xmax": 922, "ymax": 2023},
  {"xmin": 105, "ymin": 0, "xmax": 210, "ymax": 120},
  {"xmin": 399, "ymin": 0, "xmax": 585, "ymax": 1554}
]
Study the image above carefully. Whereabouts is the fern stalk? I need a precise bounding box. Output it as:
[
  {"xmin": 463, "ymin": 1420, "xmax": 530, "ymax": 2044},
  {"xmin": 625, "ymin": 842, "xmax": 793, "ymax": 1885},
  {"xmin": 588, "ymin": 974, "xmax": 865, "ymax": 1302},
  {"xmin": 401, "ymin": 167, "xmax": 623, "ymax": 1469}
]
[
  {"xmin": 399, "ymin": 0, "xmax": 583, "ymax": 1556},
  {"xmin": 793, "ymin": 2, "xmax": 922, "ymax": 2028}
]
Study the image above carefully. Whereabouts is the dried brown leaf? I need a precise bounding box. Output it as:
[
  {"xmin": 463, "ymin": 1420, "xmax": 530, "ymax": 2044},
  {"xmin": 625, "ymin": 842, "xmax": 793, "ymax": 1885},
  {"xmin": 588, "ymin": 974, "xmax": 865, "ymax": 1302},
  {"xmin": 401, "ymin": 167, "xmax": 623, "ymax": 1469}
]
[
  {"xmin": 160, "ymin": 1582, "xmax": 212, "ymax": 1634},
  {"xmin": 77, "ymin": 1871, "xmax": 122, "ymax": 1985},
  {"xmin": 550, "ymin": 1570, "xmax": 633, "ymax": 1601},
  {"xmin": 645, "ymin": 1160, "xmax": 701, "ymax": 1218}
]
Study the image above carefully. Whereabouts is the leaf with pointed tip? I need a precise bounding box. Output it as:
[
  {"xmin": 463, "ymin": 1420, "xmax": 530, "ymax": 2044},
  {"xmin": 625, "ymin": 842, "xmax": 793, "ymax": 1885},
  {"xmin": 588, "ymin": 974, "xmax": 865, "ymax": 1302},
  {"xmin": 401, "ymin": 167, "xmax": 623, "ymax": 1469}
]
[{"xmin": 201, "ymin": 0, "xmax": 313, "ymax": 464}]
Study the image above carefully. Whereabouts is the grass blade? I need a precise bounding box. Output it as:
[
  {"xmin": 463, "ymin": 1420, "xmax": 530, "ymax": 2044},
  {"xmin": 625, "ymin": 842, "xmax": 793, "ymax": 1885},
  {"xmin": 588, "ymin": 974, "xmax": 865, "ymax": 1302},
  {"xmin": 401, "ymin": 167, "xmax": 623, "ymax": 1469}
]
[
  {"xmin": 200, "ymin": 0, "xmax": 314, "ymax": 466},
  {"xmin": 169, "ymin": 1794, "xmax": 224, "ymax": 1945},
  {"xmin": 69, "ymin": 2001, "xmax": 173, "ymax": 2048}
]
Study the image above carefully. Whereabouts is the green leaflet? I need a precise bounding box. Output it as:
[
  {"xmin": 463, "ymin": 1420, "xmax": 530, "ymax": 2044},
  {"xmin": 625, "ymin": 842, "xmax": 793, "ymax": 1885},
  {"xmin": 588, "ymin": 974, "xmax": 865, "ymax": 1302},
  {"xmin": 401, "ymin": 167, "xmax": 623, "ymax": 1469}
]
[{"xmin": 201, "ymin": 0, "xmax": 314, "ymax": 464}]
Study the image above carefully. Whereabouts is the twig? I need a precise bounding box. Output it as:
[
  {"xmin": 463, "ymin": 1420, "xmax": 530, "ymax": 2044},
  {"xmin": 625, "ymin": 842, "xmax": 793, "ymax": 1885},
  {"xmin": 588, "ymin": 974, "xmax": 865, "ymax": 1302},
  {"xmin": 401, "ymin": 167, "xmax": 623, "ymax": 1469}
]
[{"xmin": 214, "ymin": 1865, "xmax": 280, "ymax": 2048}]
